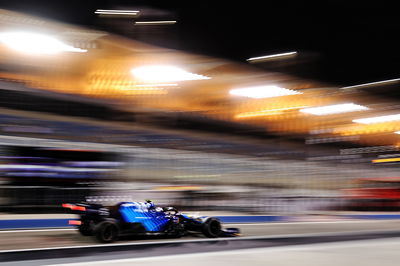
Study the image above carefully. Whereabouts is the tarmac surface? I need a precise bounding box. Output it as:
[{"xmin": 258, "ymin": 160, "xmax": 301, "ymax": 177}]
[
  {"xmin": 1, "ymin": 219, "xmax": 400, "ymax": 251},
  {"xmin": 43, "ymin": 237, "xmax": 400, "ymax": 266},
  {"xmin": 1, "ymin": 220, "xmax": 400, "ymax": 265}
]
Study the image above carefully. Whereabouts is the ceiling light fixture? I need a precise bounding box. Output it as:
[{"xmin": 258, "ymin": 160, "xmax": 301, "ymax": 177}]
[
  {"xmin": 229, "ymin": 85, "xmax": 301, "ymax": 99},
  {"xmin": 0, "ymin": 32, "xmax": 87, "ymax": 54}
]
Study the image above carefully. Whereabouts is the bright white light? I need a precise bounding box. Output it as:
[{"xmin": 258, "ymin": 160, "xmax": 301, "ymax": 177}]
[
  {"xmin": 229, "ymin": 85, "xmax": 301, "ymax": 99},
  {"xmin": 341, "ymin": 78, "xmax": 400, "ymax": 90},
  {"xmin": 135, "ymin": 21, "xmax": 177, "ymax": 25},
  {"xmin": 95, "ymin": 9, "xmax": 140, "ymax": 16},
  {"xmin": 300, "ymin": 103, "xmax": 368, "ymax": 116},
  {"xmin": 247, "ymin": 51, "xmax": 297, "ymax": 63},
  {"xmin": 353, "ymin": 114, "xmax": 400, "ymax": 124},
  {"xmin": 0, "ymin": 32, "xmax": 87, "ymax": 54},
  {"xmin": 395, "ymin": 131, "xmax": 400, "ymax": 134},
  {"xmin": 131, "ymin": 65, "xmax": 210, "ymax": 82}
]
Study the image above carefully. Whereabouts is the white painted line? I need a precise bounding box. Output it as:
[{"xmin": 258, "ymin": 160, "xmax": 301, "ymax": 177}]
[
  {"xmin": 226, "ymin": 223, "xmax": 278, "ymax": 226},
  {"xmin": 228, "ymin": 219, "xmax": 397, "ymax": 226},
  {"xmin": 1, "ymin": 228, "xmax": 399, "ymax": 254},
  {"xmin": 0, "ymin": 228, "xmax": 74, "ymax": 233}
]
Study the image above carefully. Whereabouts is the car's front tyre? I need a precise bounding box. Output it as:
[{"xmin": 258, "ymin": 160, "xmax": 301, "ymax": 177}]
[{"xmin": 202, "ymin": 217, "xmax": 221, "ymax": 238}]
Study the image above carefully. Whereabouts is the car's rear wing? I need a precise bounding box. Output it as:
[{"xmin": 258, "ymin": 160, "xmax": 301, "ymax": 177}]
[{"xmin": 62, "ymin": 203, "xmax": 87, "ymax": 212}]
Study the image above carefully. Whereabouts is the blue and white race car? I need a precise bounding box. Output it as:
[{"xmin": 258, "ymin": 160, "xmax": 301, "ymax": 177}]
[{"xmin": 63, "ymin": 200, "xmax": 240, "ymax": 243}]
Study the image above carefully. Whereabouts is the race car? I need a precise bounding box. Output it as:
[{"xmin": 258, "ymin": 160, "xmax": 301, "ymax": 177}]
[{"xmin": 62, "ymin": 200, "xmax": 240, "ymax": 243}]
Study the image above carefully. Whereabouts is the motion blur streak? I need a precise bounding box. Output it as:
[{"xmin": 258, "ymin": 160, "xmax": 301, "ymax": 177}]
[
  {"xmin": 94, "ymin": 9, "xmax": 140, "ymax": 16},
  {"xmin": 229, "ymin": 85, "xmax": 301, "ymax": 99},
  {"xmin": 135, "ymin": 21, "xmax": 177, "ymax": 25},
  {"xmin": 247, "ymin": 51, "xmax": 297, "ymax": 63},
  {"xmin": 299, "ymin": 103, "xmax": 368, "ymax": 115},
  {"xmin": 341, "ymin": 78, "xmax": 400, "ymax": 90},
  {"xmin": 131, "ymin": 65, "xmax": 210, "ymax": 82},
  {"xmin": 1, "ymin": 7, "xmax": 400, "ymax": 266},
  {"xmin": 0, "ymin": 32, "xmax": 87, "ymax": 54},
  {"xmin": 235, "ymin": 106, "xmax": 308, "ymax": 118},
  {"xmin": 353, "ymin": 114, "xmax": 400, "ymax": 124},
  {"xmin": 371, "ymin": 157, "xmax": 400, "ymax": 163}
]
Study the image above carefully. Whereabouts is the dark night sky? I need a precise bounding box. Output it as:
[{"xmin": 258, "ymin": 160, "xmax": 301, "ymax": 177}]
[{"xmin": 0, "ymin": 1, "xmax": 399, "ymax": 87}]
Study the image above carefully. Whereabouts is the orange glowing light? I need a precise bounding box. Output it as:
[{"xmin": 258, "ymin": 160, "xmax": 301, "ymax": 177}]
[
  {"xmin": 62, "ymin": 203, "xmax": 86, "ymax": 211},
  {"xmin": 235, "ymin": 106, "xmax": 308, "ymax": 119},
  {"xmin": 372, "ymin": 157, "xmax": 400, "ymax": 164},
  {"xmin": 68, "ymin": 220, "xmax": 82, "ymax": 225}
]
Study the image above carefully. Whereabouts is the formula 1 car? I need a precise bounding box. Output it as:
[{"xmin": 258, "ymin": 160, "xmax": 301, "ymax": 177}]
[{"xmin": 62, "ymin": 201, "xmax": 240, "ymax": 243}]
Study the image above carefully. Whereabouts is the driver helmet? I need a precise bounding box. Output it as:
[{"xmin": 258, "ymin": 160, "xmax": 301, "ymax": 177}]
[{"xmin": 144, "ymin": 199, "xmax": 156, "ymax": 209}]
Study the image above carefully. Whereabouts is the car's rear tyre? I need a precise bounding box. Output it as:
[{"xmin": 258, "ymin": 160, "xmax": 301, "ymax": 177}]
[
  {"xmin": 202, "ymin": 218, "xmax": 221, "ymax": 238},
  {"xmin": 78, "ymin": 223, "xmax": 92, "ymax": 236},
  {"xmin": 94, "ymin": 220, "xmax": 119, "ymax": 243}
]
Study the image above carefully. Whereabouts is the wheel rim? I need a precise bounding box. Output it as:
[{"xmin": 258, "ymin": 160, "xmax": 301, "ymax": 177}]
[
  {"xmin": 209, "ymin": 221, "xmax": 221, "ymax": 235},
  {"xmin": 103, "ymin": 224, "xmax": 116, "ymax": 241}
]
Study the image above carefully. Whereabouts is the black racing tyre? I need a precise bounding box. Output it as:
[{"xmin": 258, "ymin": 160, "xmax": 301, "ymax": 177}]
[
  {"xmin": 94, "ymin": 220, "xmax": 119, "ymax": 243},
  {"xmin": 78, "ymin": 223, "xmax": 92, "ymax": 236},
  {"xmin": 202, "ymin": 217, "xmax": 221, "ymax": 238}
]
